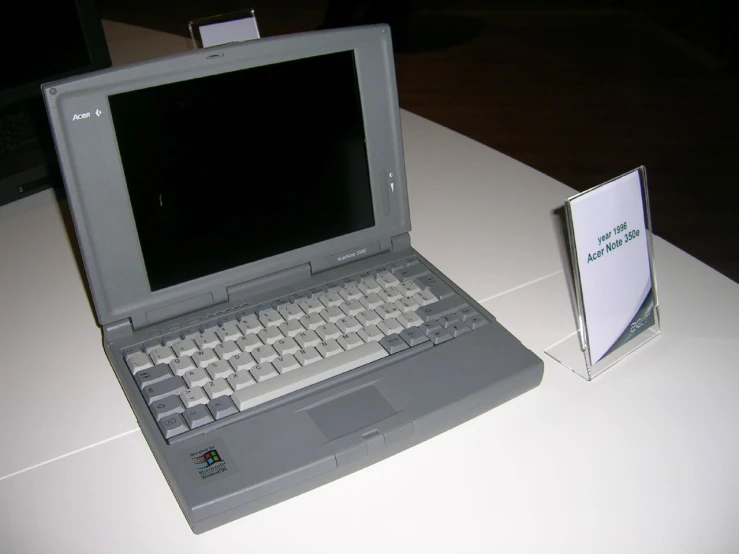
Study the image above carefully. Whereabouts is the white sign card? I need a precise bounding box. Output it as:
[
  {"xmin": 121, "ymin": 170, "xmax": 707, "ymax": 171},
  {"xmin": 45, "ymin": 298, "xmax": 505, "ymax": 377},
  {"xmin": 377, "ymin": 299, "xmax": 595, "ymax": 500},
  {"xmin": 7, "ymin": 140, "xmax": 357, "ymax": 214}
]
[{"xmin": 565, "ymin": 167, "xmax": 658, "ymax": 366}]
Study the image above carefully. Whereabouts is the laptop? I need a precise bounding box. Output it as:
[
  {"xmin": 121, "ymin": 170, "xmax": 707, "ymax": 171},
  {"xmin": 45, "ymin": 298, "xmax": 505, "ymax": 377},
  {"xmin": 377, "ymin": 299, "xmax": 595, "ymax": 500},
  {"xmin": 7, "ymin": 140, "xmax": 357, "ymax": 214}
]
[{"xmin": 43, "ymin": 25, "xmax": 543, "ymax": 533}]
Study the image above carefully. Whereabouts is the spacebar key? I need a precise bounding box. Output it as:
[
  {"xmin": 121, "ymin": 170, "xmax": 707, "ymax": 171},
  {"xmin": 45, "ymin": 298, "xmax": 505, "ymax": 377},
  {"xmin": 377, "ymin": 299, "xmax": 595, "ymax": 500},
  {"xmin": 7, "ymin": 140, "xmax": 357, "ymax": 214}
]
[{"xmin": 232, "ymin": 342, "xmax": 389, "ymax": 411}]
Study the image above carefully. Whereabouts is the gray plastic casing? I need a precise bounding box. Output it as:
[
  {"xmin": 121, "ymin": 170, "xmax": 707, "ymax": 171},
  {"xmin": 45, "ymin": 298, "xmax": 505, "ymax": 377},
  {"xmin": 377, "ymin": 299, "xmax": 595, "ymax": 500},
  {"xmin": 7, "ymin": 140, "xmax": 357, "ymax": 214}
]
[
  {"xmin": 43, "ymin": 25, "xmax": 410, "ymax": 331},
  {"xmin": 42, "ymin": 25, "xmax": 545, "ymax": 534}
]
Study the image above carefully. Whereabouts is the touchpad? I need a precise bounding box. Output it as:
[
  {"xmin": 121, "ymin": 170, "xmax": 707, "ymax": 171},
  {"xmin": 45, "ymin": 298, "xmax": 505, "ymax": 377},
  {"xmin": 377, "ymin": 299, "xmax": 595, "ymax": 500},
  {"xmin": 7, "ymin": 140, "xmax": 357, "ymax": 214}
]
[{"xmin": 308, "ymin": 386, "xmax": 397, "ymax": 441}]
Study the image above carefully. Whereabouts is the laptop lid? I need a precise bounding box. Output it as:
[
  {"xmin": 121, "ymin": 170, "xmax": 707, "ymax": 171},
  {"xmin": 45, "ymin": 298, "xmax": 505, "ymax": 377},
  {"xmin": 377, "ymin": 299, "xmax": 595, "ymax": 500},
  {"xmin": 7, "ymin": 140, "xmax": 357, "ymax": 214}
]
[{"xmin": 43, "ymin": 25, "xmax": 411, "ymax": 330}]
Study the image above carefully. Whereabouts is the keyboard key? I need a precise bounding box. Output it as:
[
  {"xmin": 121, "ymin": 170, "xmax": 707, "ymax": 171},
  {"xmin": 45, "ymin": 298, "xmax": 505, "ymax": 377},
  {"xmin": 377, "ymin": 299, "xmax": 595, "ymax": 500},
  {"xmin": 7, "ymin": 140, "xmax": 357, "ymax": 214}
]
[
  {"xmin": 418, "ymin": 322, "xmax": 442, "ymax": 336},
  {"xmin": 252, "ymin": 344, "xmax": 278, "ymax": 364},
  {"xmin": 204, "ymin": 378, "xmax": 233, "ymax": 400},
  {"xmin": 258, "ymin": 326, "xmax": 284, "ymax": 345},
  {"xmin": 358, "ymin": 325, "xmax": 384, "ymax": 343},
  {"xmin": 321, "ymin": 306, "xmax": 344, "ymax": 323},
  {"xmin": 205, "ymin": 360, "xmax": 233, "ymax": 380},
  {"xmin": 380, "ymin": 334, "xmax": 410, "ymax": 354},
  {"xmin": 200, "ymin": 322, "xmax": 219, "ymax": 333},
  {"xmin": 299, "ymin": 298, "xmax": 324, "ymax": 314},
  {"xmin": 278, "ymin": 303, "xmax": 305, "ymax": 321},
  {"xmin": 399, "ymin": 327, "xmax": 430, "ymax": 347},
  {"xmin": 182, "ymin": 328, "xmax": 201, "ymax": 340},
  {"xmin": 338, "ymin": 332, "xmax": 364, "ymax": 351},
  {"xmin": 416, "ymin": 296, "xmax": 468, "ymax": 323},
  {"xmin": 218, "ymin": 315, "xmax": 238, "ymax": 326},
  {"xmin": 237, "ymin": 310, "xmax": 257, "ymax": 322},
  {"xmin": 228, "ymin": 370, "xmax": 256, "ymax": 391},
  {"xmin": 317, "ymin": 339, "xmax": 343, "ymax": 358},
  {"xmin": 236, "ymin": 334, "xmax": 262, "ymax": 353},
  {"xmin": 192, "ymin": 349, "xmax": 219, "ymax": 368},
  {"xmin": 142, "ymin": 340, "xmax": 162, "ymax": 355},
  {"xmin": 180, "ymin": 387, "xmax": 209, "ymax": 408},
  {"xmin": 376, "ymin": 303, "xmax": 401, "ymax": 320},
  {"xmin": 169, "ymin": 356, "xmax": 197, "ymax": 376},
  {"xmin": 274, "ymin": 354, "xmax": 301, "ymax": 374},
  {"xmin": 194, "ymin": 332, "xmax": 220, "ymax": 350},
  {"xmin": 395, "ymin": 265, "xmax": 429, "ymax": 283},
  {"xmin": 216, "ymin": 323, "xmax": 242, "ymax": 342},
  {"xmin": 299, "ymin": 313, "xmax": 324, "ymax": 330},
  {"xmin": 238, "ymin": 315, "xmax": 264, "ymax": 335},
  {"xmin": 172, "ymin": 339, "xmax": 198, "ymax": 358},
  {"xmin": 397, "ymin": 311, "xmax": 424, "ymax": 329},
  {"xmin": 215, "ymin": 341, "xmax": 241, "ymax": 360},
  {"xmin": 143, "ymin": 377, "xmax": 187, "ymax": 405},
  {"xmin": 126, "ymin": 352, "xmax": 152, "ymax": 375},
  {"xmin": 134, "ymin": 364, "xmax": 172, "ymax": 389},
  {"xmin": 455, "ymin": 307, "xmax": 478, "ymax": 322},
  {"xmin": 448, "ymin": 323, "xmax": 472, "ymax": 338},
  {"xmin": 359, "ymin": 293, "xmax": 383, "ymax": 310},
  {"xmin": 396, "ymin": 281, "xmax": 423, "ymax": 298},
  {"xmin": 415, "ymin": 274, "xmax": 454, "ymax": 300},
  {"xmin": 318, "ymin": 292, "xmax": 343, "ymax": 308},
  {"xmin": 325, "ymin": 281, "xmax": 343, "ymax": 293},
  {"xmin": 279, "ymin": 319, "xmax": 304, "ymax": 338},
  {"xmin": 274, "ymin": 337, "xmax": 300, "ymax": 356},
  {"xmin": 316, "ymin": 323, "xmax": 342, "ymax": 341},
  {"xmin": 337, "ymin": 316, "xmax": 362, "ymax": 334},
  {"xmin": 358, "ymin": 278, "xmax": 382, "ymax": 295},
  {"xmin": 150, "ymin": 396, "xmax": 185, "ymax": 422},
  {"xmin": 259, "ymin": 309, "xmax": 284, "ymax": 328},
  {"xmin": 340, "ymin": 300, "xmax": 364, "ymax": 317},
  {"xmin": 228, "ymin": 353, "xmax": 256, "ymax": 372},
  {"xmin": 395, "ymin": 297, "xmax": 420, "ymax": 313},
  {"xmin": 150, "ymin": 346, "xmax": 176, "ymax": 366},
  {"xmin": 413, "ymin": 290, "xmax": 438, "ymax": 307},
  {"xmin": 183, "ymin": 405, "xmax": 214, "ymax": 429},
  {"xmin": 159, "ymin": 413, "xmax": 189, "ymax": 439},
  {"xmin": 339, "ymin": 285, "xmax": 363, "ymax": 301},
  {"xmin": 232, "ymin": 342, "xmax": 388, "ymax": 412},
  {"xmin": 437, "ymin": 315, "xmax": 462, "ymax": 329},
  {"xmin": 429, "ymin": 329, "xmax": 454, "ymax": 345},
  {"xmin": 378, "ymin": 286, "xmax": 402, "ymax": 303},
  {"xmin": 251, "ymin": 362, "xmax": 279, "ymax": 382},
  {"xmin": 208, "ymin": 396, "xmax": 239, "ymax": 420},
  {"xmin": 378, "ymin": 318, "xmax": 404, "ymax": 336},
  {"xmin": 295, "ymin": 347, "xmax": 322, "ymax": 366},
  {"xmin": 356, "ymin": 309, "xmax": 382, "ymax": 327},
  {"xmin": 466, "ymin": 314, "xmax": 489, "ymax": 330},
  {"xmin": 295, "ymin": 329, "xmax": 321, "ymax": 349},
  {"xmin": 376, "ymin": 271, "xmax": 400, "ymax": 289},
  {"xmin": 272, "ymin": 298, "xmax": 292, "ymax": 310},
  {"xmin": 183, "ymin": 367, "xmax": 210, "ymax": 388}
]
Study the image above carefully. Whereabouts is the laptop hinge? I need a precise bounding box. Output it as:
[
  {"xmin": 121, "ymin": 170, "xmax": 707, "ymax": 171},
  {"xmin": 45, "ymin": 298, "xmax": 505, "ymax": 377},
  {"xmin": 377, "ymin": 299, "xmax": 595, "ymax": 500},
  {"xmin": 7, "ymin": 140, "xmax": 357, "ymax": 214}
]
[
  {"xmin": 103, "ymin": 318, "xmax": 134, "ymax": 343},
  {"xmin": 227, "ymin": 262, "xmax": 312, "ymax": 303},
  {"xmin": 391, "ymin": 232, "xmax": 411, "ymax": 252}
]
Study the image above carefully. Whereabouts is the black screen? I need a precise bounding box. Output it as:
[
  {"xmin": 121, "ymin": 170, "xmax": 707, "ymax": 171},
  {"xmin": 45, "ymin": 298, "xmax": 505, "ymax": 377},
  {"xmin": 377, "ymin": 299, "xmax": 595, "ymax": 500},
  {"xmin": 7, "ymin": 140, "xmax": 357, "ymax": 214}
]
[
  {"xmin": 109, "ymin": 51, "xmax": 375, "ymax": 291},
  {"xmin": 1, "ymin": 3, "xmax": 90, "ymax": 92}
]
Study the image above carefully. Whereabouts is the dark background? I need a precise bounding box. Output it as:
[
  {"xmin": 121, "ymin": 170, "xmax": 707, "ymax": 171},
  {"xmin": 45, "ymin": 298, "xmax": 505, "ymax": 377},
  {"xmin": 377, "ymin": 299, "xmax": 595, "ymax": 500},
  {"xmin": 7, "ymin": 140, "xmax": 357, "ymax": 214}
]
[{"xmin": 99, "ymin": 0, "xmax": 739, "ymax": 282}]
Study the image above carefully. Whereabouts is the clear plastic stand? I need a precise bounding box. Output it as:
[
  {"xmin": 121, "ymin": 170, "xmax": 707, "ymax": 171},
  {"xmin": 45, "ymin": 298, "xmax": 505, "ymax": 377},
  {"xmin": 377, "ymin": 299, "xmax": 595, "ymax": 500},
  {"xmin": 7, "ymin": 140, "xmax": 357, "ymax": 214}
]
[
  {"xmin": 546, "ymin": 167, "xmax": 661, "ymax": 381},
  {"xmin": 189, "ymin": 8, "xmax": 260, "ymax": 49}
]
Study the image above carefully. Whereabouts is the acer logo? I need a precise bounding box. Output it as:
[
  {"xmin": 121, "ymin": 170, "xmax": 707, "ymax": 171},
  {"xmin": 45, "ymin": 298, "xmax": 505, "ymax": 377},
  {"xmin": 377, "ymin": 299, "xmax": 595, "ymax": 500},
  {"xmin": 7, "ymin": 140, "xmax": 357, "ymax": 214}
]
[
  {"xmin": 630, "ymin": 310, "xmax": 652, "ymax": 333},
  {"xmin": 72, "ymin": 112, "xmax": 91, "ymax": 121}
]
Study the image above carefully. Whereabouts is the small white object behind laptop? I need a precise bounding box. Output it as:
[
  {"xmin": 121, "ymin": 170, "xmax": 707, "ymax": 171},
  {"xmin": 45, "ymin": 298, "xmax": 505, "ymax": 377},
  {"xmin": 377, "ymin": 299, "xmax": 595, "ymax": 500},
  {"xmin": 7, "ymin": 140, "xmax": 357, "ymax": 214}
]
[{"xmin": 189, "ymin": 9, "xmax": 260, "ymax": 49}]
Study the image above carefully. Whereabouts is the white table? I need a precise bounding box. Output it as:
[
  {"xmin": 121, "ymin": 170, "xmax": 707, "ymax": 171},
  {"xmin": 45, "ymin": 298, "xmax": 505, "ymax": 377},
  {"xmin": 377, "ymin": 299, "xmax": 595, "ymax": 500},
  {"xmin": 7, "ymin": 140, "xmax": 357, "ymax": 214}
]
[{"xmin": 2, "ymin": 28, "xmax": 739, "ymax": 554}]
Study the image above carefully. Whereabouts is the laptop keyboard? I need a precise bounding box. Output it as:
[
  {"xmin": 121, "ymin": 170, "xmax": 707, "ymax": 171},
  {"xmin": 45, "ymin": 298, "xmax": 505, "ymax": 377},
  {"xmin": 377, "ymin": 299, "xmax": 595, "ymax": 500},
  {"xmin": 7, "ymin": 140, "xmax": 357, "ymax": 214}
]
[
  {"xmin": 0, "ymin": 108, "xmax": 37, "ymax": 157},
  {"xmin": 123, "ymin": 256, "xmax": 489, "ymax": 443}
]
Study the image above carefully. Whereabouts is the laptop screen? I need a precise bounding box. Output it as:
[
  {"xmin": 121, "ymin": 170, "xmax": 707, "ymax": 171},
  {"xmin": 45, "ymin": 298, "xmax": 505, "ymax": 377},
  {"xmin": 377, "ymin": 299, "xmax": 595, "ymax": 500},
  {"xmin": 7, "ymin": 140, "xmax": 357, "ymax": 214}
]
[{"xmin": 109, "ymin": 50, "xmax": 375, "ymax": 292}]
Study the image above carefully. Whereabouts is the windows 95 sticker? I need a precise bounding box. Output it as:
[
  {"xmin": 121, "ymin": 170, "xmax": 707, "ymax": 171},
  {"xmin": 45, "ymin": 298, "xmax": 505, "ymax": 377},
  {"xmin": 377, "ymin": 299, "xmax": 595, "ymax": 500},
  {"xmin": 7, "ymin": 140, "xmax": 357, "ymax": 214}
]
[
  {"xmin": 187, "ymin": 440, "xmax": 238, "ymax": 486},
  {"xmin": 567, "ymin": 168, "xmax": 656, "ymax": 365}
]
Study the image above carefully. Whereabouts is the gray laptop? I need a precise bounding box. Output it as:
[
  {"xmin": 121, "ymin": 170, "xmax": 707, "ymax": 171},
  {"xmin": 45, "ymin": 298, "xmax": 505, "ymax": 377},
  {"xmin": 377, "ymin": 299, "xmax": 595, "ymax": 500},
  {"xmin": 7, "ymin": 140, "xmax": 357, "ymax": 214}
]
[{"xmin": 43, "ymin": 25, "xmax": 543, "ymax": 533}]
